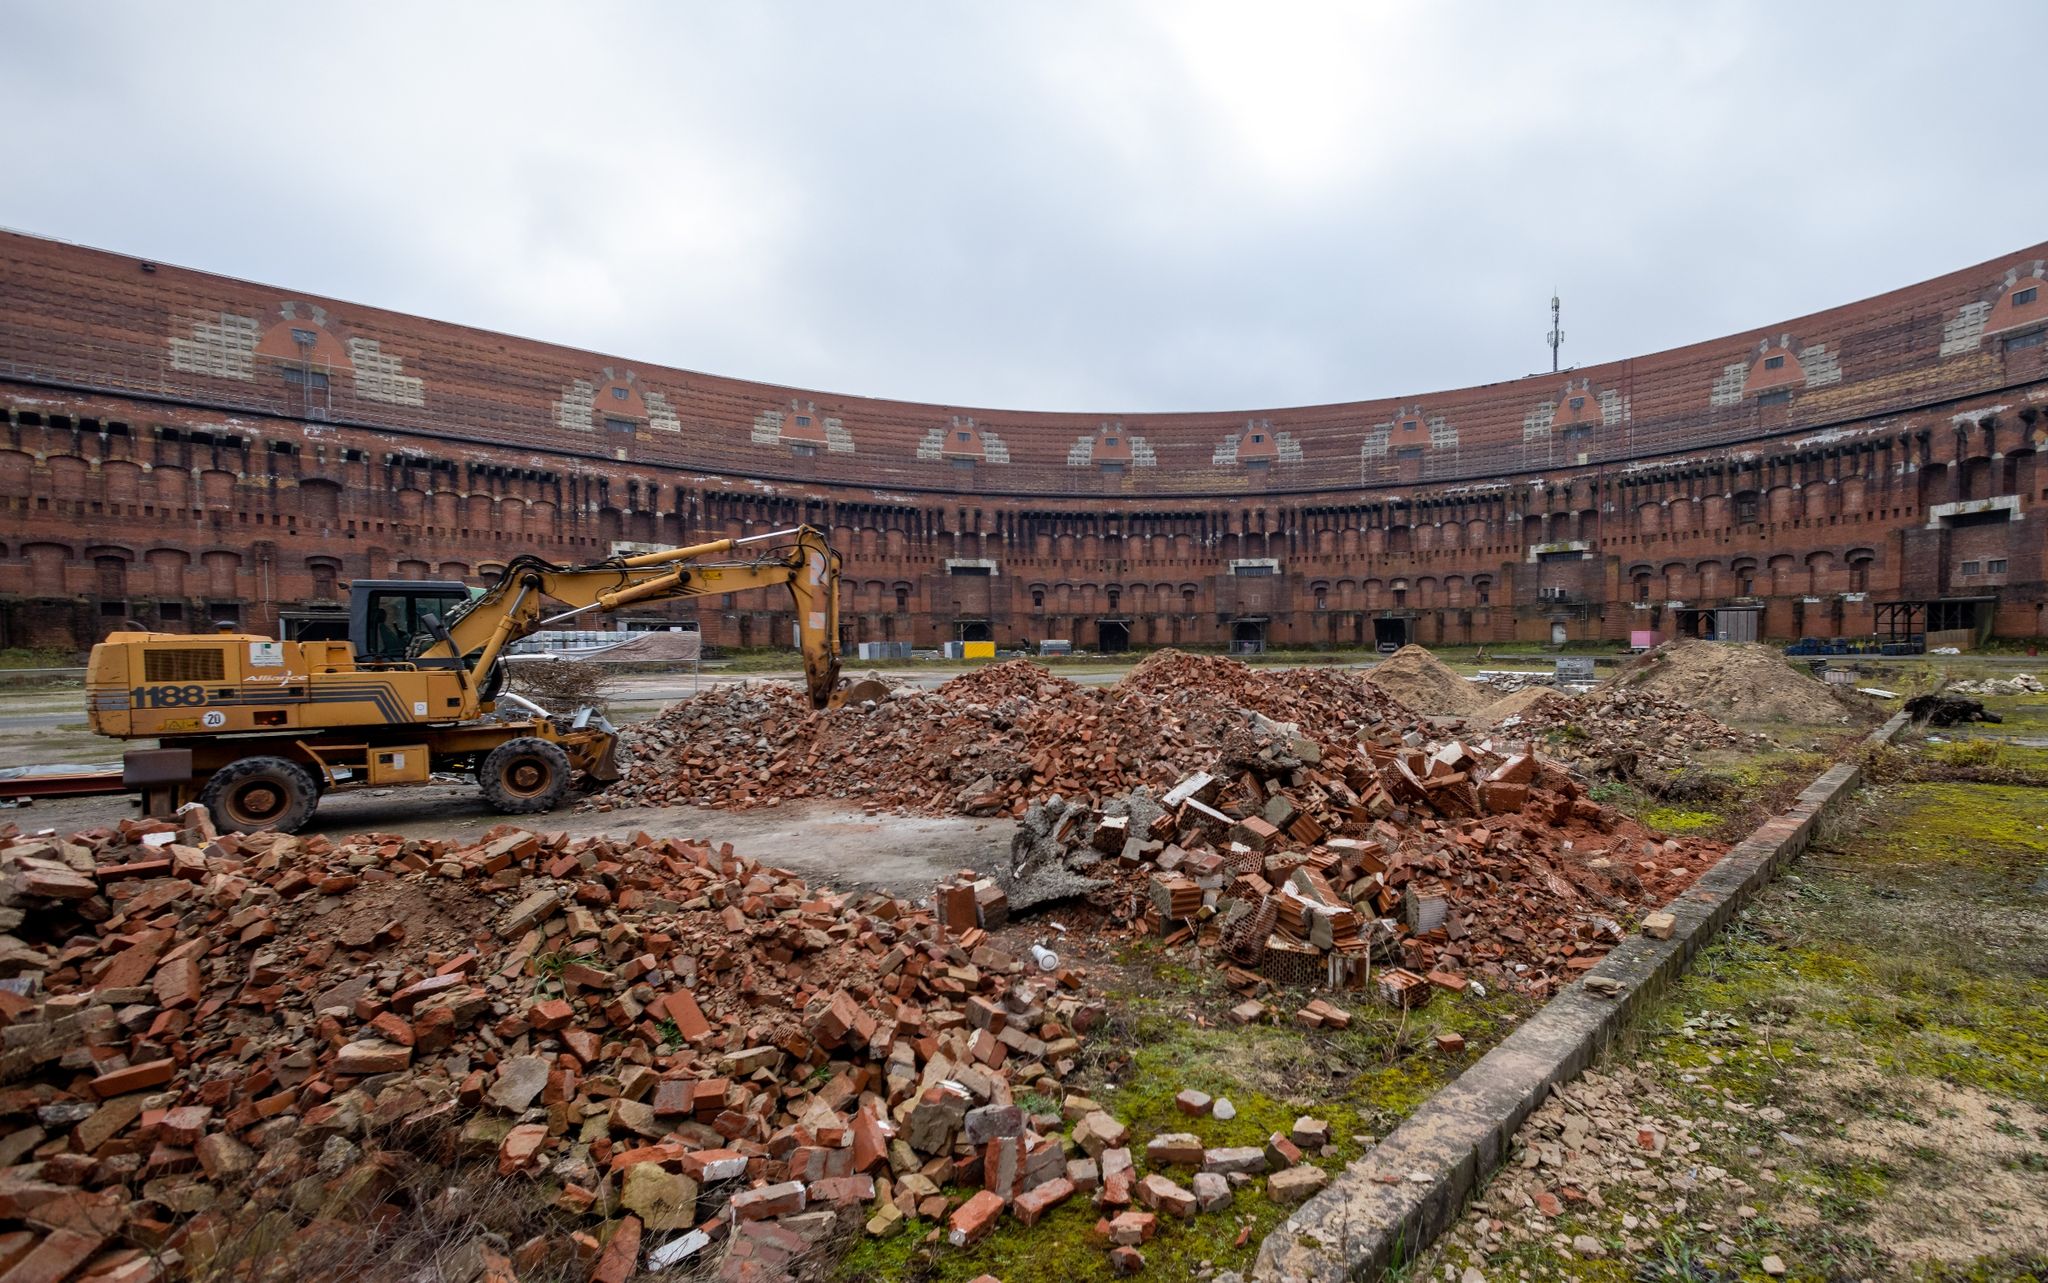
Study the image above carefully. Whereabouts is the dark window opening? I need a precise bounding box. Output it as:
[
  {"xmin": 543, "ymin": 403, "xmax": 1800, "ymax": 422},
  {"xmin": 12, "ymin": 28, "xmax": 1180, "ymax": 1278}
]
[
  {"xmin": 794, "ymin": 415, "xmax": 811, "ymax": 428},
  {"xmin": 792, "ymin": 443, "xmax": 818, "ymax": 458},
  {"xmin": 1569, "ymin": 396, "xmax": 1585, "ymax": 411},
  {"xmin": 290, "ymin": 328, "xmax": 319, "ymax": 347},
  {"xmin": 611, "ymin": 386, "xmax": 629, "ymax": 400},
  {"xmin": 604, "ymin": 416, "xmax": 636, "ymax": 435},
  {"xmin": 1104, "ymin": 437, "xmax": 1119, "ymax": 447},
  {"xmin": 1763, "ymin": 354, "xmax": 1786, "ymax": 370},
  {"xmin": 894, "ymin": 588, "xmax": 909, "ymax": 610},
  {"xmin": 2014, "ymin": 285, "xmax": 2039, "ymax": 307},
  {"xmin": 957, "ymin": 431, "xmax": 972, "ymax": 442},
  {"xmin": 948, "ymin": 564, "xmax": 992, "ymax": 576},
  {"xmin": 1396, "ymin": 446, "xmax": 1423, "ymax": 459},
  {"xmin": 1989, "ymin": 559, "xmax": 2008, "ymax": 573},
  {"xmin": 1031, "ymin": 590, "xmax": 1045, "ymax": 609},
  {"xmin": 1735, "ymin": 494, "xmax": 1761, "ymax": 524},
  {"xmin": 269, "ymin": 440, "xmax": 296, "ymax": 455},
  {"xmin": 157, "ymin": 601, "xmax": 184, "ymax": 622},
  {"xmin": 281, "ymin": 367, "xmax": 330, "ymax": 391},
  {"xmin": 1250, "ymin": 433, "xmax": 1265, "ymax": 443},
  {"xmin": 1947, "ymin": 508, "xmax": 2012, "ymax": 529},
  {"xmin": 1757, "ymin": 389, "xmax": 1792, "ymax": 406},
  {"xmin": 2004, "ymin": 332, "xmax": 2044, "ymax": 354},
  {"xmin": 100, "ymin": 600, "xmax": 128, "ymax": 619},
  {"xmin": 1961, "ymin": 561, "xmax": 1981, "ymax": 575}
]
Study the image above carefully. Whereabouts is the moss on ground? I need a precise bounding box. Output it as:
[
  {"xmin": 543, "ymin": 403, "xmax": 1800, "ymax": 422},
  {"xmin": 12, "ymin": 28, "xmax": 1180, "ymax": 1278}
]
[
  {"xmin": 834, "ymin": 938, "xmax": 1533, "ymax": 1282},
  {"xmin": 1418, "ymin": 705, "xmax": 2048, "ymax": 1282}
]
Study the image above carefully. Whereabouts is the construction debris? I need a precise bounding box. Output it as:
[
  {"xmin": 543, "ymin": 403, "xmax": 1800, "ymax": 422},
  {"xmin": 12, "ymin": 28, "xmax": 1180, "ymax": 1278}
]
[
  {"xmin": 998, "ymin": 712, "xmax": 1723, "ymax": 1000},
  {"xmin": 602, "ymin": 652, "xmax": 1417, "ymax": 818},
  {"xmin": 1945, "ymin": 673, "xmax": 2042, "ymax": 697},
  {"xmin": 1905, "ymin": 693, "xmax": 2003, "ymax": 727},
  {"xmin": 0, "ymin": 805, "xmax": 1134, "ymax": 1282}
]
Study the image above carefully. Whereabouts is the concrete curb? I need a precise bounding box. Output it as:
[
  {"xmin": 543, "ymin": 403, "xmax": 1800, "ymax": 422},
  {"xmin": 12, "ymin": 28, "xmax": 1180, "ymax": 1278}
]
[{"xmin": 1251, "ymin": 709, "xmax": 1915, "ymax": 1282}]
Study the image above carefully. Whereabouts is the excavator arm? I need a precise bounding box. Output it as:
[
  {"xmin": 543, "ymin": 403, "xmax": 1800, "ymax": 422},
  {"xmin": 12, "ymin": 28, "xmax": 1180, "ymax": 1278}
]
[{"xmin": 421, "ymin": 525, "xmax": 848, "ymax": 718}]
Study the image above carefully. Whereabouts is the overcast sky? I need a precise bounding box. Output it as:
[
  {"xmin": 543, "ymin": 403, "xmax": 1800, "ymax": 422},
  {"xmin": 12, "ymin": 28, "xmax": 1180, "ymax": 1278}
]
[{"xmin": 3, "ymin": 2, "xmax": 2044, "ymax": 413}]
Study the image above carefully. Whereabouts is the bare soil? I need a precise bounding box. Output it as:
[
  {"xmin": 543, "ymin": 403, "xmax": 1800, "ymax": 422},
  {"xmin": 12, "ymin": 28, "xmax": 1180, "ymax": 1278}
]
[
  {"xmin": 1362, "ymin": 643, "xmax": 1489, "ymax": 716},
  {"xmin": 1609, "ymin": 639, "xmax": 1873, "ymax": 726}
]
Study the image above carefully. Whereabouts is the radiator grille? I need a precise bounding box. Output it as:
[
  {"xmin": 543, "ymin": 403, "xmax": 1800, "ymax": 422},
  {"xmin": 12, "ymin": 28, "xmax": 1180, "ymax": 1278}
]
[{"xmin": 144, "ymin": 648, "xmax": 226, "ymax": 683}]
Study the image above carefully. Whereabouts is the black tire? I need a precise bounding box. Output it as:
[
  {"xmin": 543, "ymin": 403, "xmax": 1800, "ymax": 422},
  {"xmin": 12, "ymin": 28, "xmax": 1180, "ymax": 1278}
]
[
  {"xmin": 479, "ymin": 737, "xmax": 572, "ymax": 814},
  {"xmin": 199, "ymin": 756, "xmax": 320, "ymax": 834}
]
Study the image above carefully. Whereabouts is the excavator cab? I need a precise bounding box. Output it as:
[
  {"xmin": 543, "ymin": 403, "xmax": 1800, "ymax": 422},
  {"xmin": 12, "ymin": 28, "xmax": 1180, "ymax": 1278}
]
[{"xmin": 347, "ymin": 580, "xmax": 473, "ymax": 664}]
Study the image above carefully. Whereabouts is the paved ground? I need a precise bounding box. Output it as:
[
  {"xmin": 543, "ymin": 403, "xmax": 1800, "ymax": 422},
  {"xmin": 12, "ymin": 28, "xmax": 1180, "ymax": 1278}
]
[{"xmin": 9, "ymin": 780, "xmax": 1011, "ymax": 898}]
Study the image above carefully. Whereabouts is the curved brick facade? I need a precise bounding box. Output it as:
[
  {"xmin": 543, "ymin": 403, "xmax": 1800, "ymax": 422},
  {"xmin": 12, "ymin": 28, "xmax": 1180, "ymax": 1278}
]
[{"xmin": 1, "ymin": 230, "xmax": 2044, "ymax": 653}]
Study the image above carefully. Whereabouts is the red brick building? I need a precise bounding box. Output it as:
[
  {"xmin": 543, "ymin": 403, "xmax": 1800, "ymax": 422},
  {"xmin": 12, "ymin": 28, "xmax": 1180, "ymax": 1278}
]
[{"xmin": 2, "ymin": 230, "xmax": 2044, "ymax": 653}]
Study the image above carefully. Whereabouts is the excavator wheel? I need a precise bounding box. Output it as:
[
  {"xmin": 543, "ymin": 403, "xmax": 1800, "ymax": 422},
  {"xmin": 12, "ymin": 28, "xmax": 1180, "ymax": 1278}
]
[
  {"xmin": 479, "ymin": 737, "xmax": 573, "ymax": 814},
  {"xmin": 200, "ymin": 756, "xmax": 320, "ymax": 835}
]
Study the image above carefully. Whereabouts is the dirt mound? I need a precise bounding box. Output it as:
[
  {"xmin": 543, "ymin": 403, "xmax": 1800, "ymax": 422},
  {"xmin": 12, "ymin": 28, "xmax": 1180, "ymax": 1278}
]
[
  {"xmin": 1609, "ymin": 639, "xmax": 1866, "ymax": 725},
  {"xmin": 1486, "ymin": 685, "xmax": 1578, "ymax": 723},
  {"xmin": 1362, "ymin": 644, "xmax": 1487, "ymax": 716}
]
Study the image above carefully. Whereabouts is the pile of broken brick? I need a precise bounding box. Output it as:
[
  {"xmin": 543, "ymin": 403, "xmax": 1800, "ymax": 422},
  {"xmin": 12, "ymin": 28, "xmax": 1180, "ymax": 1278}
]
[
  {"xmin": 1002, "ymin": 722, "xmax": 1725, "ymax": 1006},
  {"xmin": 0, "ymin": 804, "xmax": 1372, "ymax": 1282},
  {"xmin": 598, "ymin": 652, "xmax": 1417, "ymax": 819}
]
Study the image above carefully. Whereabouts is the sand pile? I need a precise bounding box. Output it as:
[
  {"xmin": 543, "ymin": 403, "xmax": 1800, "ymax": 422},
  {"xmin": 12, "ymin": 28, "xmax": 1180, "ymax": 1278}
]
[
  {"xmin": 1486, "ymin": 685, "xmax": 1579, "ymax": 723},
  {"xmin": 1609, "ymin": 639, "xmax": 1866, "ymax": 724},
  {"xmin": 1363, "ymin": 644, "xmax": 1488, "ymax": 715}
]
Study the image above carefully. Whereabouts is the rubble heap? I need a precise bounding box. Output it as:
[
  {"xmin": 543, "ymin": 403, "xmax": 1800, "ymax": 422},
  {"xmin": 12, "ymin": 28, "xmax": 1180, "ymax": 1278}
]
[
  {"xmin": 1491, "ymin": 688, "xmax": 1767, "ymax": 776},
  {"xmin": 0, "ymin": 808, "xmax": 1147, "ymax": 1282},
  {"xmin": 602, "ymin": 653, "xmax": 1417, "ymax": 819},
  {"xmin": 1609, "ymin": 640, "xmax": 1867, "ymax": 725},
  {"xmin": 1005, "ymin": 720, "xmax": 1725, "ymax": 1002}
]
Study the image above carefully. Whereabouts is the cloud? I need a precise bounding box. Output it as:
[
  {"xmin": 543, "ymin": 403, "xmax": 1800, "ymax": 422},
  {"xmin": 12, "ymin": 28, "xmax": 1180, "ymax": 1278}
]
[{"xmin": 3, "ymin": 1, "xmax": 2045, "ymax": 412}]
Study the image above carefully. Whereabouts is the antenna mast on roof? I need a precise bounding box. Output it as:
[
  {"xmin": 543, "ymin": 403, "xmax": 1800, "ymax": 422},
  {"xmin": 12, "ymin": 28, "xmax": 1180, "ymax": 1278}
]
[{"xmin": 1547, "ymin": 291, "xmax": 1563, "ymax": 374}]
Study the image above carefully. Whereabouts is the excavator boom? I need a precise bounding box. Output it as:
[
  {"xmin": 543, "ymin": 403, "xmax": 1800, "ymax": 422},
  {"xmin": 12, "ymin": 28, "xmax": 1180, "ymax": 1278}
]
[{"xmin": 424, "ymin": 525, "xmax": 848, "ymax": 718}]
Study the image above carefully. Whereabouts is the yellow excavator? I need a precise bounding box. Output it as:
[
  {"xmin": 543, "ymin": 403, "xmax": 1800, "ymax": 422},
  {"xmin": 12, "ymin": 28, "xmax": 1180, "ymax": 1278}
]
[{"xmin": 84, "ymin": 525, "xmax": 878, "ymax": 833}]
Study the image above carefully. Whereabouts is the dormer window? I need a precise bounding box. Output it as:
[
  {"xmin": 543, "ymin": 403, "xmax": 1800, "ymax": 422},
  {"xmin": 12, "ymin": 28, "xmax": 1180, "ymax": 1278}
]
[
  {"xmin": 1763, "ymin": 355, "xmax": 1785, "ymax": 370},
  {"xmin": 795, "ymin": 415, "xmax": 811, "ymax": 427},
  {"xmin": 1250, "ymin": 433, "xmax": 1265, "ymax": 443},
  {"xmin": 1104, "ymin": 437, "xmax": 1119, "ymax": 447},
  {"xmin": 2014, "ymin": 286, "xmax": 2038, "ymax": 307},
  {"xmin": 957, "ymin": 431, "xmax": 971, "ymax": 442},
  {"xmin": 290, "ymin": 328, "xmax": 318, "ymax": 347},
  {"xmin": 611, "ymin": 386, "xmax": 628, "ymax": 400},
  {"xmin": 1568, "ymin": 397, "xmax": 1585, "ymax": 411}
]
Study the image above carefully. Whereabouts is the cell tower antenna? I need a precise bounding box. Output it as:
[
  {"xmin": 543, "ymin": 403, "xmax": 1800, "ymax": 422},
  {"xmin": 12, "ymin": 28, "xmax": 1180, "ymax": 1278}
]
[{"xmin": 1547, "ymin": 291, "xmax": 1563, "ymax": 374}]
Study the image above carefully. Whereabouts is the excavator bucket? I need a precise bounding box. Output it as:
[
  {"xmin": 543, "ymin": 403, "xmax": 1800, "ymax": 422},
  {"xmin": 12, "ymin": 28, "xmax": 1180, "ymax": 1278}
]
[
  {"xmin": 837, "ymin": 677, "xmax": 891, "ymax": 706},
  {"xmin": 578, "ymin": 730, "xmax": 625, "ymax": 783}
]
